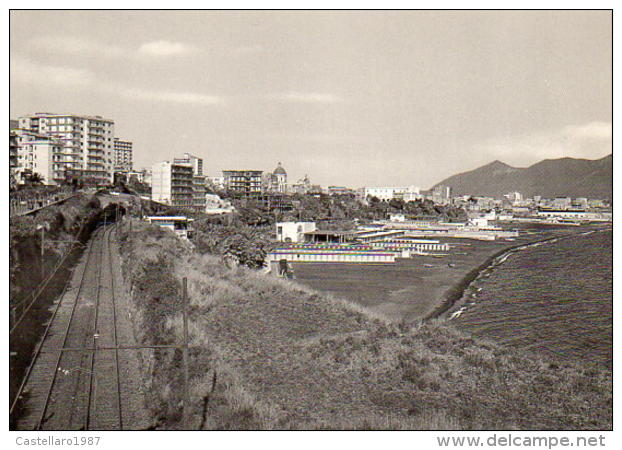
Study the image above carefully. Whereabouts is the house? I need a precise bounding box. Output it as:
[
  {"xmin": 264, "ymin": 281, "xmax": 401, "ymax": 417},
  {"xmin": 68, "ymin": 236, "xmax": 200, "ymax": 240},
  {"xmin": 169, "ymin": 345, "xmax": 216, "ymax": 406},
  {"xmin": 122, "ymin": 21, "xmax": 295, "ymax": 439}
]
[{"xmin": 276, "ymin": 222, "xmax": 317, "ymax": 243}]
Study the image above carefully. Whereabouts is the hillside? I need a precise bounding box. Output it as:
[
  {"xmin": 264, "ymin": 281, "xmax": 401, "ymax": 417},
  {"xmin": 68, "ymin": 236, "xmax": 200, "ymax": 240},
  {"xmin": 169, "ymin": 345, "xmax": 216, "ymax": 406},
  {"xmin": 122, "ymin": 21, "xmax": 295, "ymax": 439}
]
[
  {"xmin": 432, "ymin": 155, "xmax": 612, "ymax": 199},
  {"xmin": 116, "ymin": 222, "xmax": 611, "ymax": 430}
]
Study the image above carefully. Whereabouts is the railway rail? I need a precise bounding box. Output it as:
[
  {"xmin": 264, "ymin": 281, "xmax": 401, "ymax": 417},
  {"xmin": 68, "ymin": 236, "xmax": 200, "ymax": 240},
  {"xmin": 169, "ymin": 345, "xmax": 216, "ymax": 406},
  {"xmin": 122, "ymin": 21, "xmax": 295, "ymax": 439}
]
[{"xmin": 12, "ymin": 225, "xmax": 125, "ymax": 430}]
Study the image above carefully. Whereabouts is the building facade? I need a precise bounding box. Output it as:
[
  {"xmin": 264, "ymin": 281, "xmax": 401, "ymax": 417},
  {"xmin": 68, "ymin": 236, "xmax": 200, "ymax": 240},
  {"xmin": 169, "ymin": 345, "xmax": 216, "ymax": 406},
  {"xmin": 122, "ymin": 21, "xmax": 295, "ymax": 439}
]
[
  {"xmin": 19, "ymin": 113, "xmax": 115, "ymax": 185},
  {"xmin": 113, "ymin": 138, "xmax": 133, "ymax": 171},
  {"xmin": 151, "ymin": 161, "xmax": 194, "ymax": 208},
  {"xmin": 222, "ymin": 170, "xmax": 263, "ymax": 196},
  {"xmin": 174, "ymin": 152, "xmax": 203, "ymax": 176},
  {"xmin": 9, "ymin": 130, "xmax": 18, "ymax": 186},
  {"xmin": 363, "ymin": 185, "xmax": 420, "ymax": 202},
  {"xmin": 276, "ymin": 222, "xmax": 317, "ymax": 243},
  {"xmin": 206, "ymin": 176, "xmax": 225, "ymax": 190},
  {"xmin": 268, "ymin": 162, "xmax": 288, "ymax": 193},
  {"xmin": 192, "ymin": 175, "xmax": 207, "ymax": 211},
  {"xmin": 431, "ymin": 185, "xmax": 452, "ymax": 204},
  {"xmin": 13, "ymin": 129, "xmax": 67, "ymax": 185},
  {"xmin": 327, "ymin": 186, "xmax": 354, "ymax": 196},
  {"xmin": 291, "ymin": 174, "xmax": 311, "ymax": 195}
]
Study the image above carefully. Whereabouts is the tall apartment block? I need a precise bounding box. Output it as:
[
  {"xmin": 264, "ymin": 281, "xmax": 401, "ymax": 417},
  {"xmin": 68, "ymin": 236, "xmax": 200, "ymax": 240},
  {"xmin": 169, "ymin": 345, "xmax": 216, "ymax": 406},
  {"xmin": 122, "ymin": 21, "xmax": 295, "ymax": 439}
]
[
  {"xmin": 113, "ymin": 138, "xmax": 133, "ymax": 171},
  {"xmin": 222, "ymin": 170, "xmax": 263, "ymax": 196},
  {"xmin": 191, "ymin": 175, "xmax": 207, "ymax": 211},
  {"xmin": 12, "ymin": 129, "xmax": 65, "ymax": 185},
  {"xmin": 9, "ymin": 128, "xmax": 18, "ymax": 185},
  {"xmin": 173, "ymin": 153, "xmax": 205, "ymax": 210},
  {"xmin": 18, "ymin": 113, "xmax": 115, "ymax": 185},
  {"xmin": 151, "ymin": 161, "xmax": 194, "ymax": 208},
  {"xmin": 173, "ymin": 152, "xmax": 203, "ymax": 176}
]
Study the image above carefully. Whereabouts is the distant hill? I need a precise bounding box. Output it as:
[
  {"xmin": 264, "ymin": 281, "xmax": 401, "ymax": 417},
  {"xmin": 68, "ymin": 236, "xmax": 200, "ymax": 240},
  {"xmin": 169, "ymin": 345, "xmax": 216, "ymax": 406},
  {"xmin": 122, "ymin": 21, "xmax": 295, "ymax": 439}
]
[{"xmin": 432, "ymin": 154, "xmax": 612, "ymax": 199}]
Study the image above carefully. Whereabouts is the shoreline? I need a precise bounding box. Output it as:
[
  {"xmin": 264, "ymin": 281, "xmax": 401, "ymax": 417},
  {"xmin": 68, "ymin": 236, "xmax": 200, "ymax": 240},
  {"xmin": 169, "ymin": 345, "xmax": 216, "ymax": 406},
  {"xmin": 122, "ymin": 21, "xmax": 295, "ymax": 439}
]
[
  {"xmin": 291, "ymin": 223, "xmax": 610, "ymax": 324},
  {"xmin": 426, "ymin": 225, "xmax": 612, "ymax": 323},
  {"xmin": 423, "ymin": 233, "xmax": 569, "ymax": 322}
]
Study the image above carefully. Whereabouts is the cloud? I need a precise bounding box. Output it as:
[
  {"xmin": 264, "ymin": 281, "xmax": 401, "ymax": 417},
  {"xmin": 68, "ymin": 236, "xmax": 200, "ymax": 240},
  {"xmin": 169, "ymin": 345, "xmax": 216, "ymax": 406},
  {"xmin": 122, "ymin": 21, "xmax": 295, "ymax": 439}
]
[
  {"xmin": 277, "ymin": 92, "xmax": 342, "ymax": 103},
  {"xmin": 119, "ymin": 87, "xmax": 223, "ymax": 106},
  {"xmin": 563, "ymin": 121, "xmax": 612, "ymax": 140},
  {"xmin": 28, "ymin": 36, "xmax": 126, "ymax": 58},
  {"xmin": 11, "ymin": 55, "xmax": 95, "ymax": 87},
  {"xmin": 27, "ymin": 36, "xmax": 195, "ymax": 59},
  {"xmin": 11, "ymin": 55, "xmax": 223, "ymax": 107},
  {"xmin": 137, "ymin": 40, "xmax": 194, "ymax": 57},
  {"xmin": 476, "ymin": 121, "xmax": 612, "ymax": 167}
]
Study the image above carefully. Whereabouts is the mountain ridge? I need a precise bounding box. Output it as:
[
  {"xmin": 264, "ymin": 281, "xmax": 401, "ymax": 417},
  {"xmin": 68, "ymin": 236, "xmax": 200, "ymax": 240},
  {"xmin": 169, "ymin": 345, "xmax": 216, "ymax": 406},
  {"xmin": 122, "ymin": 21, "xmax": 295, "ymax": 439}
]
[{"xmin": 431, "ymin": 154, "xmax": 612, "ymax": 199}]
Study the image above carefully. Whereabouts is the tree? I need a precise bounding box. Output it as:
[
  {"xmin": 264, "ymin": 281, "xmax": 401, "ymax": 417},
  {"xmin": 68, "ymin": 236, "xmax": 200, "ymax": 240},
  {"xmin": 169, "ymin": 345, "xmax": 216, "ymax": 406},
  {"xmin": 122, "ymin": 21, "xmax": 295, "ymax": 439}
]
[
  {"xmin": 26, "ymin": 172, "xmax": 44, "ymax": 185},
  {"xmin": 388, "ymin": 198, "xmax": 405, "ymax": 210}
]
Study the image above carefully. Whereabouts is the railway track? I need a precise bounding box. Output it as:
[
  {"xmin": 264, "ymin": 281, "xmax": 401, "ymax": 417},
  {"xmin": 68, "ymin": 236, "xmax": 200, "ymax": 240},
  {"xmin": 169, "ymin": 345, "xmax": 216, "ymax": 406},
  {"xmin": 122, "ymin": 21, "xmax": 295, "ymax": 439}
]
[{"xmin": 12, "ymin": 225, "xmax": 125, "ymax": 430}]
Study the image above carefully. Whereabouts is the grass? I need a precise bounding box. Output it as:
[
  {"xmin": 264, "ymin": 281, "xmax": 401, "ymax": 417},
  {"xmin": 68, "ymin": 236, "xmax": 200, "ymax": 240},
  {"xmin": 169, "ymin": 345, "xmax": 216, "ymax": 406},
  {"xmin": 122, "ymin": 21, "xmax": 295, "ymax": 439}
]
[
  {"xmin": 117, "ymin": 222, "xmax": 612, "ymax": 430},
  {"xmin": 9, "ymin": 194, "xmax": 103, "ymax": 302}
]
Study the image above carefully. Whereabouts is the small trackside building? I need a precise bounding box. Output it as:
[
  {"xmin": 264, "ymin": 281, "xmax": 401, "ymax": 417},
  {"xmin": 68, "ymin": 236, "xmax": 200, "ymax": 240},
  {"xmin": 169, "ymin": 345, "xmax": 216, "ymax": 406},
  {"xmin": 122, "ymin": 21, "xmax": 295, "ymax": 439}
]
[
  {"xmin": 145, "ymin": 216, "xmax": 193, "ymax": 239},
  {"xmin": 276, "ymin": 222, "xmax": 317, "ymax": 243}
]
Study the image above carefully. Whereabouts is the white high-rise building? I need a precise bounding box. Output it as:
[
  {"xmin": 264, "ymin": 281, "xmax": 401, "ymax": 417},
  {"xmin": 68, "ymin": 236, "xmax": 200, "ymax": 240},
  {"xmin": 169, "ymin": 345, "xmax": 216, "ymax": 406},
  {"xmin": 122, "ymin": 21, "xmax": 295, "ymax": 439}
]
[
  {"xmin": 114, "ymin": 138, "xmax": 133, "ymax": 171},
  {"xmin": 19, "ymin": 113, "xmax": 115, "ymax": 185},
  {"xmin": 173, "ymin": 152, "xmax": 203, "ymax": 176},
  {"xmin": 13, "ymin": 129, "xmax": 65, "ymax": 185},
  {"xmin": 151, "ymin": 161, "xmax": 194, "ymax": 207}
]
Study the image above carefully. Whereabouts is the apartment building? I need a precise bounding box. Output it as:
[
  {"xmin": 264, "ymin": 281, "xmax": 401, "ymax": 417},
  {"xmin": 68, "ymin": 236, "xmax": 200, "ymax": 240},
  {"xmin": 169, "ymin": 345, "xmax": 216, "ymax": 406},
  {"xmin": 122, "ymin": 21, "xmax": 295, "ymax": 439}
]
[
  {"xmin": 13, "ymin": 129, "xmax": 67, "ymax": 185},
  {"xmin": 19, "ymin": 113, "xmax": 115, "ymax": 185},
  {"xmin": 174, "ymin": 152, "xmax": 203, "ymax": 176},
  {"xmin": 206, "ymin": 176, "xmax": 224, "ymax": 190},
  {"xmin": 151, "ymin": 161, "xmax": 194, "ymax": 207},
  {"xmin": 431, "ymin": 185, "xmax": 452, "ymax": 204},
  {"xmin": 363, "ymin": 185, "xmax": 421, "ymax": 202},
  {"xmin": 113, "ymin": 138, "xmax": 133, "ymax": 171},
  {"xmin": 222, "ymin": 170, "xmax": 263, "ymax": 196},
  {"xmin": 192, "ymin": 175, "xmax": 207, "ymax": 211},
  {"xmin": 9, "ymin": 130, "xmax": 18, "ymax": 184}
]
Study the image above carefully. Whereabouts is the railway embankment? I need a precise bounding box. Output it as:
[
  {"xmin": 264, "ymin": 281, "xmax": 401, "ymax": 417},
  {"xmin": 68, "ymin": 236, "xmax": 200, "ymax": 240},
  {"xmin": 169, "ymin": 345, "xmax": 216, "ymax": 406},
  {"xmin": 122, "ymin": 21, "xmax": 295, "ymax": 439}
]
[
  {"xmin": 9, "ymin": 194, "xmax": 121, "ymax": 411},
  {"xmin": 11, "ymin": 224, "xmax": 152, "ymax": 430},
  {"xmin": 116, "ymin": 221, "xmax": 612, "ymax": 430}
]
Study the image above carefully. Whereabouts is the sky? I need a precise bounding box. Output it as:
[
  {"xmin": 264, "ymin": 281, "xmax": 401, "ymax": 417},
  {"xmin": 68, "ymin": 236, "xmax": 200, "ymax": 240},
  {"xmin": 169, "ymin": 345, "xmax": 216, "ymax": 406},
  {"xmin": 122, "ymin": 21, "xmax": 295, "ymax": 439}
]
[{"xmin": 10, "ymin": 10, "xmax": 612, "ymax": 189}]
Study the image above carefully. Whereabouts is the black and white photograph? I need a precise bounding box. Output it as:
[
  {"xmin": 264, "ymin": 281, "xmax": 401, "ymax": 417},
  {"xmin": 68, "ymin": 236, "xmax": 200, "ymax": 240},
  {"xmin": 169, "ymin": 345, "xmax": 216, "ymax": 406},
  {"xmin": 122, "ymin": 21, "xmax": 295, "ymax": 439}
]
[{"xmin": 6, "ymin": 6, "xmax": 615, "ymax": 443}]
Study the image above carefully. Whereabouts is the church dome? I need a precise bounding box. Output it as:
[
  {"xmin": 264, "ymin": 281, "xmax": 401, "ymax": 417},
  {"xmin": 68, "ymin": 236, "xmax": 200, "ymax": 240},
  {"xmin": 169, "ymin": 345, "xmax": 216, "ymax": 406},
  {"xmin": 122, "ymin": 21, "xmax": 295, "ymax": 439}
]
[{"xmin": 273, "ymin": 162, "xmax": 287, "ymax": 175}]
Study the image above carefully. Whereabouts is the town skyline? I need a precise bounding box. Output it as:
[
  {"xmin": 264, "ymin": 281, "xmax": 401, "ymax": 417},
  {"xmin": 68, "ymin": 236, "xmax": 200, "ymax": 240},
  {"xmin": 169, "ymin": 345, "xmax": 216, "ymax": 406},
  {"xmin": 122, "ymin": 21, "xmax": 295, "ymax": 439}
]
[{"xmin": 10, "ymin": 11, "xmax": 612, "ymax": 188}]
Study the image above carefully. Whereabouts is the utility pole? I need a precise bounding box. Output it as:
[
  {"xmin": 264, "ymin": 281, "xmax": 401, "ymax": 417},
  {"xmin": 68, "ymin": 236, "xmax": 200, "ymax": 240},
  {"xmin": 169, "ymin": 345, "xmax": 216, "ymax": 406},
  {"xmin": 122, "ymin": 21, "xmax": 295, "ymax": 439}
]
[
  {"xmin": 182, "ymin": 277, "xmax": 190, "ymax": 429},
  {"xmin": 40, "ymin": 226, "xmax": 45, "ymax": 280}
]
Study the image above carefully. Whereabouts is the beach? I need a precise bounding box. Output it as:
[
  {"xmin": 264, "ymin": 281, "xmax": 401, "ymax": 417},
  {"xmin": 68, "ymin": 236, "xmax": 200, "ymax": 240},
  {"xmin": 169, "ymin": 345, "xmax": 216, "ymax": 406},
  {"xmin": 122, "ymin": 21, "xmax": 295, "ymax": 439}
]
[
  {"xmin": 451, "ymin": 226, "xmax": 613, "ymax": 367},
  {"xmin": 291, "ymin": 223, "xmax": 607, "ymax": 323}
]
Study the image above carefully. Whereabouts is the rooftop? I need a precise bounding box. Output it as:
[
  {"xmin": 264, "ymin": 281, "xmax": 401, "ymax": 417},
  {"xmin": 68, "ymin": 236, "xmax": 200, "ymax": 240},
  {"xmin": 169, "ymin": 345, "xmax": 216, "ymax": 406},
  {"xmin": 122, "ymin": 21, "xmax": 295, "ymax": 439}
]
[
  {"xmin": 304, "ymin": 230, "xmax": 355, "ymax": 236},
  {"xmin": 273, "ymin": 162, "xmax": 287, "ymax": 175}
]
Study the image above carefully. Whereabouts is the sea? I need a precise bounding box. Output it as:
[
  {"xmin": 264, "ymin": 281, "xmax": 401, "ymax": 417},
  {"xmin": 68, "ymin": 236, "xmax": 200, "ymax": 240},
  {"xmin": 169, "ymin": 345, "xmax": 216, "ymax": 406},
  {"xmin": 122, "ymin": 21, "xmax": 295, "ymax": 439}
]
[{"xmin": 452, "ymin": 228, "xmax": 613, "ymax": 369}]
